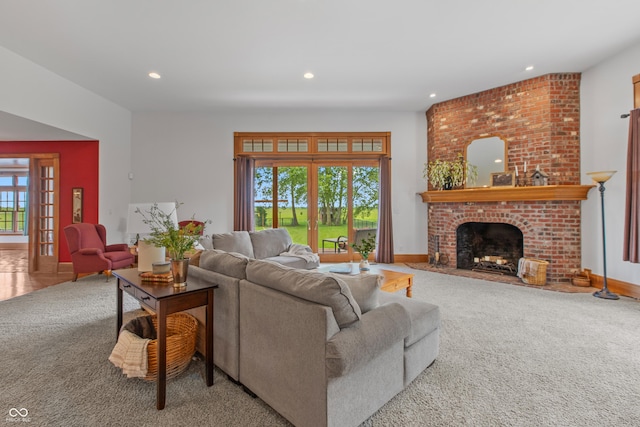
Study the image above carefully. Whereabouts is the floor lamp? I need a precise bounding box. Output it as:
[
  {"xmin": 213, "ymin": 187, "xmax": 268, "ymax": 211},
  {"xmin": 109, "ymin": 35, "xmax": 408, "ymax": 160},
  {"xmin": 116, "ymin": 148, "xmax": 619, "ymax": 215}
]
[{"xmin": 586, "ymin": 171, "xmax": 619, "ymax": 300}]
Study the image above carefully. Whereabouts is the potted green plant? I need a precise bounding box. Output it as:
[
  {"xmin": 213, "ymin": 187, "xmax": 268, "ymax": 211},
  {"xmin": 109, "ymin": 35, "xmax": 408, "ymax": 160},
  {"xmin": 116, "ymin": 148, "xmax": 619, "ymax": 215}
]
[
  {"xmin": 351, "ymin": 234, "xmax": 376, "ymax": 271},
  {"xmin": 137, "ymin": 202, "xmax": 208, "ymax": 286},
  {"xmin": 423, "ymin": 153, "xmax": 477, "ymax": 190}
]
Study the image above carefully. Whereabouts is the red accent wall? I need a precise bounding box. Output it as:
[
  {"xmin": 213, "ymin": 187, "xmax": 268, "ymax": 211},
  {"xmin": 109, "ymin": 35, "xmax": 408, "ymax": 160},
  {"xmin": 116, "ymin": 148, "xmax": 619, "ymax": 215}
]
[
  {"xmin": 425, "ymin": 74, "xmax": 582, "ymax": 284},
  {"xmin": 0, "ymin": 141, "xmax": 99, "ymax": 262}
]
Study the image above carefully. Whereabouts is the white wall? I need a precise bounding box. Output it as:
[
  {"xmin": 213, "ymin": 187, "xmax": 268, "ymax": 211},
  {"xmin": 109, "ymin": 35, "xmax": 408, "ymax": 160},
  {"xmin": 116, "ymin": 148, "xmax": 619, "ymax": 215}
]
[
  {"xmin": 581, "ymin": 41, "xmax": 640, "ymax": 285},
  {"xmin": 0, "ymin": 46, "xmax": 132, "ymax": 243},
  {"xmin": 131, "ymin": 111, "xmax": 429, "ymax": 255}
]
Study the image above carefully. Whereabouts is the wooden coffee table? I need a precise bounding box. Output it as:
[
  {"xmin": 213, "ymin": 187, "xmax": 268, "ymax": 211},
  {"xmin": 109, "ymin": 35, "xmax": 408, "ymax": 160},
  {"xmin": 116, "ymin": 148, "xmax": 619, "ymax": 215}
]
[{"xmin": 320, "ymin": 265, "xmax": 413, "ymax": 297}]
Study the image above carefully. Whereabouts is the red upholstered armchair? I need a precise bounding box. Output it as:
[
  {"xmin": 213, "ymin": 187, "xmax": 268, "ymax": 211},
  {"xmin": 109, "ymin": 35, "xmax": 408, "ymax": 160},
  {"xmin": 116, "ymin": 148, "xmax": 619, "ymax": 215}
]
[{"xmin": 63, "ymin": 223, "xmax": 135, "ymax": 281}]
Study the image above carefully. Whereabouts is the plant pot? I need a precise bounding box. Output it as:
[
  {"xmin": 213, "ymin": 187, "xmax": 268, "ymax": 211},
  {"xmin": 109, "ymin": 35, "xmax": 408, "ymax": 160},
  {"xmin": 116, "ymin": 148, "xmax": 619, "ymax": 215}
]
[
  {"xmin": 359, "ymin": 259, "xmax": 370, "ymax": 272},
  {"xmin": 171, "ymin": 258, "xmax": 189, "ymax": 287}
]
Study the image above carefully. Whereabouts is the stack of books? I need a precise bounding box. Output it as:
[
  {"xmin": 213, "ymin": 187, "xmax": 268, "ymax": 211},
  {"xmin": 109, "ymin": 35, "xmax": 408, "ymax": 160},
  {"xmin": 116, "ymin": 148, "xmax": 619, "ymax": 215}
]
[{"xmin": 140, "ymin": 271, "xmax": 173, "ymax": 283}]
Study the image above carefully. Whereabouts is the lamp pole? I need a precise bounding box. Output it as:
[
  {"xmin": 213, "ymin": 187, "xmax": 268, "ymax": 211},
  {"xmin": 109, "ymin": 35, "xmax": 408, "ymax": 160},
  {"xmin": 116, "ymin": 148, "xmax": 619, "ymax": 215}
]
[{"xmin": 587, "ymin": 171, "xmax": 619, "ymax": 300}]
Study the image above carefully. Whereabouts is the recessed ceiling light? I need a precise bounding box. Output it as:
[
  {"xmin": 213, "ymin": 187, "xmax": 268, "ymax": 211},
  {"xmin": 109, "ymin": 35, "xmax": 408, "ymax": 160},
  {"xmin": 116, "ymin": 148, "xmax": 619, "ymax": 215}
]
[
  {"xmin": 429, "ymin": 93, "xmax": 436, "ymax": 98},
  {"xmin": 525, "ymin": 65, "xmax": 534, "ymax": 71},
  {"xmin": 148, "ymin": 72, "xmax": 161, "ymax": 79},
  {"xmin": 495, "ymin": 159, "xmax": 503, "ymax": 163},
  {"xmin": 304, "ymin": 72, "xmax": 314, "ymax": 79}
]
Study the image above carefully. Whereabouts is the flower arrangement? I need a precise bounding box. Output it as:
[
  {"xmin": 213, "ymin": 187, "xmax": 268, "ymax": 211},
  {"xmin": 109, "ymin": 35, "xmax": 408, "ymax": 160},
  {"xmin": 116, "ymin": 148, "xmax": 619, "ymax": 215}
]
[
  {"xmin": 136, "ymin": 202, "xmax": 208, "ymax": 260},
  {"xmin": 423, "ymin": 153, "xmax": 478, "ymax": 190},
  {"xmin": 351, "ymin": 233, "xmax": 376, "ymax": 260}
]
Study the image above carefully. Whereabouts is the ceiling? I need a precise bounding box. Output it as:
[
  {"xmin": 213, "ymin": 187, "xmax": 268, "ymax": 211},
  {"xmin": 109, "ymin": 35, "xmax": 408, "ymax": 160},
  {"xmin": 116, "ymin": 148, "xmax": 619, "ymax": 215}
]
[{"xmin": 1, "ymin": 1, "xmax": 640, "ymax": 139}]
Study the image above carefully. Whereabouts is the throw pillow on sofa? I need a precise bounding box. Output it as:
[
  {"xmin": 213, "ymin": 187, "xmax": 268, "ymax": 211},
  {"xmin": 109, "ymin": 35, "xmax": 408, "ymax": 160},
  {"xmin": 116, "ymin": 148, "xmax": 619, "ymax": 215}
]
[
  {"xmin": 199, "ymin": 249, "xmax": 249, "ymax": 279},
  {"xmin": 249, "ymin": 228, "xmax": 292, "ymax": 259},
  {"xmin": 212, "ymin": 231, "xmax": 255, "ymax": 258},
  {"xmin": 246, "ymin": 259, "xmax": 362, "ymax": 328},
  {"xmin": 331, "ymin": 273, "xmax": 381, "ymax": 313}
]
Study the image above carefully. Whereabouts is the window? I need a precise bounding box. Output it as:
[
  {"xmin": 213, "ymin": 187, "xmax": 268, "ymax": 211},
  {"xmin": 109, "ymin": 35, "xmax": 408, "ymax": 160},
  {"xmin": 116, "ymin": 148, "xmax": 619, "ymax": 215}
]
[{"xmin": 0, "ymin": 173, "xmax": 27, "ymax": 234}]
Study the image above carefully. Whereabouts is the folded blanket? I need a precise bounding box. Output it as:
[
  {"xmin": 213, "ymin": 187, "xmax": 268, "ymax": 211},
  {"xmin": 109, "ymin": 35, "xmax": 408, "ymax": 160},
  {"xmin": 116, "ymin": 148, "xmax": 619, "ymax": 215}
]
[
  {"xmin": 517, "ymin": 258, "xmax": 539, "ymax": 279},
  {"xmin": 109, "ymin": 330, "xmax": 150, "ymax": 378},
  {"xmin": 280, "ymin": 243, "xmax": 320, "ymax": 264}
]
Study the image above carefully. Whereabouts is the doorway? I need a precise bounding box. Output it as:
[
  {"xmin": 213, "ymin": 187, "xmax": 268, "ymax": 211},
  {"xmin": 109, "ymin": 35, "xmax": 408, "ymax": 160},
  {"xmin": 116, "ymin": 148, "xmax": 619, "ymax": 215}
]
[{"xmin": 0, "ymin": 154, "xmax": 59, "ymax": 273}]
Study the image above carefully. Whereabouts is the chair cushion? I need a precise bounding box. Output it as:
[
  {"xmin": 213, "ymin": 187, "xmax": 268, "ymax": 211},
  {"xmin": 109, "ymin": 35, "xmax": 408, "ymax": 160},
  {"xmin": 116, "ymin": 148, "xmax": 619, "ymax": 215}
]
[
  {"xmin": 212, "ymin": 231, "xmax": 255, "ymax": 258},
  {"xmin": 249, "ymin": 228, "xmax": 292, "ymax": 259},
  {"xmin": 246, "ymin": 259, "xmax": 361, "ymax": 329}
]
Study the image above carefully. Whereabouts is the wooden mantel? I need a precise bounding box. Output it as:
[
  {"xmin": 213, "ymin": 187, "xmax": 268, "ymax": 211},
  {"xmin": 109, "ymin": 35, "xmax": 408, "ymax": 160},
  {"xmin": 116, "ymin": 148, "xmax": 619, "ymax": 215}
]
[{"xmin": 420, "ymin": 185, "xmax": 595, "ymax": 203}]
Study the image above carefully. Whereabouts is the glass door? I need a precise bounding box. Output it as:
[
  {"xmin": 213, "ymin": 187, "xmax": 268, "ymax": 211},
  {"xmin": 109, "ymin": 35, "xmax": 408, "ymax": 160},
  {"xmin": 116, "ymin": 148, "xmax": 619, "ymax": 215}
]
[
  {"xmin": 315, "ymin": 164, "xmax": 349, "ymax": 258},
  {"xmin": 255, "ymin": 161, "xmax": 379, "ymax": 261},
  {"xmin": 255, "ymin": 164, "xmax": 309, "ymax": 246}
]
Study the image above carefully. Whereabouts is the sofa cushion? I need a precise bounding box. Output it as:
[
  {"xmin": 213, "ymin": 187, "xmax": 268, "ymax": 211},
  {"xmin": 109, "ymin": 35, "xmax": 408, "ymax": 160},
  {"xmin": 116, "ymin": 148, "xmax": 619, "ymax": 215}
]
[
  {"xmin": 249, "ymin": 228, "xmax": 292, "ymax": 259},
  {"xmin": 198, "ymin": 236, "xmax": 213, "ymax": 250},
  {"xmin": 199, "ymin": 249, "xmax": 249, "ymax": 279},
  {"xmin": 246, "ymin": 259, "xmax": 361, "ymax": 328},
  {"xmin": 331, "ymin": 273, "xmax": 381, "ymax": 313},
  {"xmin": 379, "ymin": 292, "xmax": 441, "ymax": 347},
  {"xmin": 212, "ymin": 231, "xmax": 255, "ymax": 258}
]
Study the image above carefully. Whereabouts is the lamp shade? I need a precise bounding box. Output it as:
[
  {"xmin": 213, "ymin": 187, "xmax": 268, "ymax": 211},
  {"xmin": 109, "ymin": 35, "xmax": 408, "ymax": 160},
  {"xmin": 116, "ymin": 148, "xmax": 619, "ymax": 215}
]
[
  {"xmin": 126, "ymin": 202, "xmax": 178, "ymax": 235},
  {"xmin": 586, "ymin": 170, "xmax": 617, "ymax": 183}
]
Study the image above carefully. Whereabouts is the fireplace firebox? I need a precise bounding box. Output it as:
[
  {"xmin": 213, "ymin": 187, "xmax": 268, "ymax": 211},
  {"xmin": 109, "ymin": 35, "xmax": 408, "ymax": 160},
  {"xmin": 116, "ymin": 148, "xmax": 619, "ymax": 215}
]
[{"xmin": 456, "ymin": 222, "xmax": 524, "ymax": 271}]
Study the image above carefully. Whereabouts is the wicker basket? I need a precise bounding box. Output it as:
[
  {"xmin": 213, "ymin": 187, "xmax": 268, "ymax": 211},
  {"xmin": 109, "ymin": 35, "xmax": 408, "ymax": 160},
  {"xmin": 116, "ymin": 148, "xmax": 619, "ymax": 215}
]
[
  {"xmin": 571, "ymin": 271, "xmax": 591, "ymax": 287},
  {"xmin": 144, "ymin": 313, "xmax": 198, "ymax": 382},
  {"xmin": 519, "ymin": 258, "xmax": 549, "ymax": 286}
]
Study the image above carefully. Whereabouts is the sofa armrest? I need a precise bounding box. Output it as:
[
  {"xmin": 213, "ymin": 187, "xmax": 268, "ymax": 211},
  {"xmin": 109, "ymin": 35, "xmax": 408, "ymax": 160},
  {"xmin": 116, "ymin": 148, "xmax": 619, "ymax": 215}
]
[{"xmin": 326, "ymin": 302, "xmax": 410, "ymax": 378}]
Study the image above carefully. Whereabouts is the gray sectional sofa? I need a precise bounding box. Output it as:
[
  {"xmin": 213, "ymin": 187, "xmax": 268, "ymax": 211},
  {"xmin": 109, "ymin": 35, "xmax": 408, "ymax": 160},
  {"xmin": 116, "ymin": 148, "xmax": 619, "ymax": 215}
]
[
  {"xmin": 186, "ymin": 229, "xmax": 440, "ymax": 427},
  {"xmin": 199, "ymin": 228, "xmax": 320, "ymax": 269}
]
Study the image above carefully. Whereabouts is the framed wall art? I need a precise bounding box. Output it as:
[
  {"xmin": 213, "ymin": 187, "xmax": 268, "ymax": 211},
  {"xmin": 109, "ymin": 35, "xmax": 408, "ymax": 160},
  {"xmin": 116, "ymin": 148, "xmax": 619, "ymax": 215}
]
[
  {"xmin": 490, "ymin": 172, "xmax": 515, "ymax": 187},
  {"xmin": 72, "ymin": 188, "xmax": 83, "ymax": 223}
]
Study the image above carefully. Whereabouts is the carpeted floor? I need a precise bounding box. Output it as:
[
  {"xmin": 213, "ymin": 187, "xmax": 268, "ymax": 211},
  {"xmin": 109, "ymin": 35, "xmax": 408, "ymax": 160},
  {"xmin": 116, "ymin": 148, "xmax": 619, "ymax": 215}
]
[{"xmin": 1, "ymin": 266, "xmax": 638, "ymax": 426}]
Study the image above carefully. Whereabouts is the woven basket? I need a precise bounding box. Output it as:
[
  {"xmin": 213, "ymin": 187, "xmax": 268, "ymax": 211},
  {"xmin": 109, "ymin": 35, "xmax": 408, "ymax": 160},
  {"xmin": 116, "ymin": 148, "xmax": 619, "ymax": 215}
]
[
  {"xmin": 520, "ymin": 258, "xmax": 549, "ymax": 286},
  {"xmin": 144, "ymin": 313, "xmax": 198, "ymax": 382},
  {"xmin": 571, "ymin": 271, "xmax": 591, "ymax": 287}
]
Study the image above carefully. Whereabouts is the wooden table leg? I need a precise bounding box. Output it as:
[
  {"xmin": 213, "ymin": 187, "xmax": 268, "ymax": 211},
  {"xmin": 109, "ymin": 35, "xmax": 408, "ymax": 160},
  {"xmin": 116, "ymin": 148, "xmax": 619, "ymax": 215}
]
[
  {"xmin": 206, "ymin": 289, "xmax": 214, "ymax": 386},
  {"xmin": 157, "ymin": 302, "xmax": 167, "ymax": 410},
  {"xmin": 406, "ymin": 276, "xmax": 413, "ymax": 298},
  {"xmin": 116, "ymin": 279, "xmax": 123, "ymax": 340}
]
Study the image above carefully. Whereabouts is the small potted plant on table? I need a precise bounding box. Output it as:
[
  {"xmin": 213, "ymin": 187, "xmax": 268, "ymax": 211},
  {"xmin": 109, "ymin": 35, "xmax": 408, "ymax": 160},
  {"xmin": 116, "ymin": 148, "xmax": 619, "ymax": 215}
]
[
  {"xmin": 137, "ymin": 202, "xmax": 207, "ymax": 287},
  {"xmin": 351, "ymin": 234, "xmax": 376, "ymax": 272}
]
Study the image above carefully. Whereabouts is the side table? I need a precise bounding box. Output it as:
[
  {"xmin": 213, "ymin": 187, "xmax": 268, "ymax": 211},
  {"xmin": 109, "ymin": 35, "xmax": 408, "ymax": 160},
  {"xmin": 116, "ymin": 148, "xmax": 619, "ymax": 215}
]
[{"xmin": 113, "ymin": 268, "xmax": 218, "ymax": 410}]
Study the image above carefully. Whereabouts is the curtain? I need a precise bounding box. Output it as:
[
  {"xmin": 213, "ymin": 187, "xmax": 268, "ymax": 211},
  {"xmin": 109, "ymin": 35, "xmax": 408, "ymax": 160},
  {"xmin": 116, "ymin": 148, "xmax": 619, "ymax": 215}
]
[
  {"xmin": 234, "ymin": 156, "xmax": 255, "ymax": 232},
  {"xmin": 623, "ymin": 108, "xmax": 640, "ymax": 263},
  {"xmin": 375, "ymin": 156, "xmax": 394, "ymax": 263}
]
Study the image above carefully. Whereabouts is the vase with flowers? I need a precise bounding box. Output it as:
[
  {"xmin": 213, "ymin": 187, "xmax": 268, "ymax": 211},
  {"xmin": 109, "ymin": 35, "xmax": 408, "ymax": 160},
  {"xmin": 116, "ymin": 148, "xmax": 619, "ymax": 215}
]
[
  {"xmin": 351, "ymin": 233, "xmax": 376, "ymax": 272},
  {"xmin": 137, "ymin": 202, "xmax": 209, "ymax": 287}
]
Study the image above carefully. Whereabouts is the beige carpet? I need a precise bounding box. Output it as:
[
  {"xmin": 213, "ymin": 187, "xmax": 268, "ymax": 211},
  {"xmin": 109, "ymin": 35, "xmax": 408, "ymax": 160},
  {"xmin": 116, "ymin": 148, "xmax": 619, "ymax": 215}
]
[{"xmin": 1, "ymin": 266, "xmax": 638, "ymax": 426}]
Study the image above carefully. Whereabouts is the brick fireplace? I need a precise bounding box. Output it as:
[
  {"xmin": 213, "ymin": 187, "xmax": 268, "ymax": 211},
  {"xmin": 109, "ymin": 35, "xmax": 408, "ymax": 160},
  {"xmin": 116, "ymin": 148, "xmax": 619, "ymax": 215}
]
[{"xmin": 424, "ymin": 73, "xmax": 587, "ymax": 284}]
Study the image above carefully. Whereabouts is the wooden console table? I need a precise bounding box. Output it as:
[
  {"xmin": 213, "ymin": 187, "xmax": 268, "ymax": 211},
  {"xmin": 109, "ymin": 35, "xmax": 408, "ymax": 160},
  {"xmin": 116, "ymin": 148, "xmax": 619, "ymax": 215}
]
[{"xmin": 114, "ymin": 269, "xmax": 218, "ymax": 410}]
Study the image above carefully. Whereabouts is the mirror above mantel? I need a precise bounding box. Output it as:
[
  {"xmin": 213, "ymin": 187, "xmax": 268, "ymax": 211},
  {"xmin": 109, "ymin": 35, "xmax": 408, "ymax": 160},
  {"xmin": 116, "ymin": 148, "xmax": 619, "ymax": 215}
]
[{"xmin": 466, "ymin": 136, "xmax": 506, "ymax": 187}]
